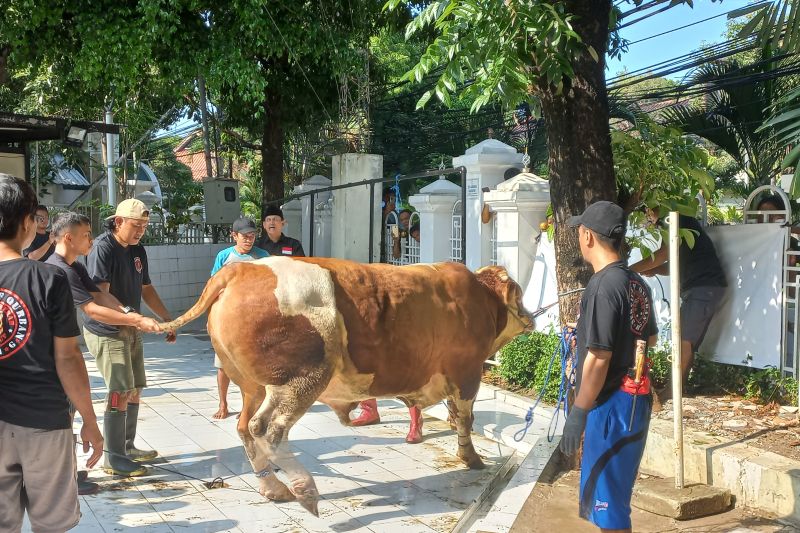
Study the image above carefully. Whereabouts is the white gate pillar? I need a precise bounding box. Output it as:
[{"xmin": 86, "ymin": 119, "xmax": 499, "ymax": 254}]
[
  {"xmin": 280, "ymin": 198, "xmax": 302, "ymax": 242},
  {"xmin": 452, "ymin": 139, "xmax": 523, "ymax": 271},
  {"xmin": 314, "ymin": 198, "xmax": 333, "ymax": 257},
  {"xmin": 483, "ymin": 171, "xmax": 550, "ymax": 288},
  {"xmin": 331, "ymin": 154, "xmax": 383, "ymax": 262},
  {"xmin": 293, "ymin": 174, "xmax": 332, "ymax": 255},
  {"xmin": 409, "ymin": 178, "xmax": 461, "ymax": 263}
]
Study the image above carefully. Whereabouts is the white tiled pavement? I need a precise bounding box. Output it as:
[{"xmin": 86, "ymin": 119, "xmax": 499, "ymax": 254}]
[{"xmin": 23, "ymin": 332, "xmax": 563, "ymax": 533}]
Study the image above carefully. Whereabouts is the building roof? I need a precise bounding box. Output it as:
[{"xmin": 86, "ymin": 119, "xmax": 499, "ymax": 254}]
[
  {"xmin": 50, "ymin": 153, "xmax": 89, "ymax": 188},
  {"xmin": 0, "ymin": 112, "xmax": 120, "ymax": 143}
]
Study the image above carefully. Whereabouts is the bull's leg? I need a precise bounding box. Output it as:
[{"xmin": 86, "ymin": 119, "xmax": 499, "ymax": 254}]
[
  {"xmin": 249, "ymin": 370, "xmax": 331, "ymax": 516},
  {"xmin": 237, "ymin": 385, "xmax": 295, "ymax": 502},
  {"xmin": 449, "ymin": 396, "xmax": 485, "ymax": 470},
  {"xmin": 324, "ymin": 400, "xmax": 360, "ymax": 426}
]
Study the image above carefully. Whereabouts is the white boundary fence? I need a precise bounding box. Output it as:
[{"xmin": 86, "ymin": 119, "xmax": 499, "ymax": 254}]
[{"xmin": 384, "ymin": 211, "xmax": 421, "ymax": 265}]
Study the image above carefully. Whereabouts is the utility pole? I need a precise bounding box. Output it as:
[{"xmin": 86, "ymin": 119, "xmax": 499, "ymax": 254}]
[
  {"xmin": 105, "ymin": 109, "xmax": 117, "ymax": 207},
  {"xmin": 198, "ymin": 75, "xmax": 214, "ymax": 181}
]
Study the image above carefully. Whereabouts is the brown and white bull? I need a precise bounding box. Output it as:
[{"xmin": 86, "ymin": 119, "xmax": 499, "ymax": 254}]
[{"xmin": 160, "ymin": 257, "xmax": 531, "ymax": 515}]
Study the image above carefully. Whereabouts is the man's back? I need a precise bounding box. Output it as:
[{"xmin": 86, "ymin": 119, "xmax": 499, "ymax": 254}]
[{"xmin": 0, "ymin": 258, "xmax": 79, "ymax": 430}]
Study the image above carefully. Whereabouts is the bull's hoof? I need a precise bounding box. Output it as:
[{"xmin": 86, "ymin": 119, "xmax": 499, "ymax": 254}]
[
  {"xmin": 291, "ymin": 483, "xmax": 320, "ymax": 517},
  {"xmin": 460, "ymin": 454, "xmax": 485, "ymax": 470},
  {"xmin": 257, "ymin": 476, "xmax": 296, "ymax": 502}
]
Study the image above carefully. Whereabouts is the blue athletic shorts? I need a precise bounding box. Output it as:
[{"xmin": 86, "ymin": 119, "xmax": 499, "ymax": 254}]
[{"xmin": 579, "ymin": 388, "xmax": 651, "ymax": 530}]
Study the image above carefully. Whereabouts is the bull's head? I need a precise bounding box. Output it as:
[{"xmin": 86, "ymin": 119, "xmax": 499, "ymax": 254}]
[{"xmin": 475, "ymin": 266, "xmax": 533, "ymax": 348}]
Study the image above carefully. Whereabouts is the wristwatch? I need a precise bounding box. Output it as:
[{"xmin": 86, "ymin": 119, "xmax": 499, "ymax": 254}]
[{"xmin": 121, "ymin": 306, "xmax": 134, "ymax": 314}]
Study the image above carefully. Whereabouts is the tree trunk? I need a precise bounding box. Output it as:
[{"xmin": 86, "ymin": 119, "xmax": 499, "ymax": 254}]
[
  {"xmin": 539, "ymin": 0, "xmax": 616, "ymax": 323},
  {"xmin": 261, "ymin": 88, "xmax": 285, "ymax": 209}
]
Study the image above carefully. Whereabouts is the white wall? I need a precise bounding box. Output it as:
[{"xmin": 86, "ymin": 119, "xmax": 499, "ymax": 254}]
[{"xmin": 145, "ymin": 243, "xmax": 229, "ymax": 324}]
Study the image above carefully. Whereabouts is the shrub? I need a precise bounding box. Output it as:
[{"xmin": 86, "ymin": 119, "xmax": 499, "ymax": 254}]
[
  {"xmin": 497, "ymin": 330, "xmax": 563, "ymax": 403},
  {"xmin": 648, "ymin": 345, "xmax": 799, "ymax": 405}
]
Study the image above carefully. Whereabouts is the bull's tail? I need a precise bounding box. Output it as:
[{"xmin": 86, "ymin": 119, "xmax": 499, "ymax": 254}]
[{"xmin": 159, "ymin": 267, "xmax": 233, "ymax": 332}]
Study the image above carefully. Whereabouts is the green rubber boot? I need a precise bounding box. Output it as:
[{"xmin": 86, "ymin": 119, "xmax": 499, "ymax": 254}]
[
  {"xmin": 125, "ymin": 403, "xmax": 158, "ymax": 462},
  {"xmin": 103, "ymin": 411, "xmax": 148, "ymax": 477}
]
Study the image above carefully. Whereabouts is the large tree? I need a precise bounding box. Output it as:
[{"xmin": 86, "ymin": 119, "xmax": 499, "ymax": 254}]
[
  {"xmin": 1, "ymin": 1, "xmax": 388, "ymax": 211},
  {"xmin": 390, "ymin": 0, "xmax": 621, "ymax": 318}
]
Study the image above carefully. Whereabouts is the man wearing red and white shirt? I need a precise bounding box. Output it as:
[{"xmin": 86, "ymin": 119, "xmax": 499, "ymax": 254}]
[{"xmin": 256, "ymin": 205, "xmax": 305, "ymax": 257}]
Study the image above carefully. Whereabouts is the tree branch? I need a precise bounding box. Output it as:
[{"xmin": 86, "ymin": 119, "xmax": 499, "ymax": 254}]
[{"xmin": 224, "ymin": 128, "xmax": 263, "ymax": 151}]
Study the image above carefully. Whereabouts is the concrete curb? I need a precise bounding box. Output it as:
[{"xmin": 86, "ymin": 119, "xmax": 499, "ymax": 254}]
[{"xmin": 640, "ymin": 418, "xmax": 800, "ymax": 524}]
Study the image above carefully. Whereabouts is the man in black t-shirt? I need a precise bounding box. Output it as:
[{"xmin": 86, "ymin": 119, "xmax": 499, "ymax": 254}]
[
  {"xmin": 256, "ymin": 204, "xmax": 305, "ymax": 257},
  {"xmin": 629, "ymin": 208, "xmax": 727, "ymax": 389},
  {"xmin": 84, "ymin": 198, "xmax": 175, "ymax": 477},
  {"xmin": 47, "ymin": 212, "xmax": 163, "ymax": 491},
  {"xmin": 560, "ymin": 201, "xmax": 657, "ymax": 533},
  {"xmin": 22, "ymin": 204, "xmax": 54, "ymax": 261},
  {"xmin": 0, "ymin": 174, "xmax": 103, "ymax": 532}
]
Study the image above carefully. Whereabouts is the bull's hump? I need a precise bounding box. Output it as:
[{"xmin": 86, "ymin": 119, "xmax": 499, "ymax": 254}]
[{"xmin": 255, "ymin": 255, "xmax": 339, "ymax": 338}]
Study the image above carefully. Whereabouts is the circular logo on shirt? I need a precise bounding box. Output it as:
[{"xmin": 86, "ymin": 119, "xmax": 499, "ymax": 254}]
[
  {"xmin": 134, "ymin": 257, "xmax": 143, "ymax": 273},
  {"xmin": 629, "ymin": 279, "xmax": 651, "ymax": 336},
  {"xmin": 0, "ymin": 288, "xmax": 32, "ymax": 360}
]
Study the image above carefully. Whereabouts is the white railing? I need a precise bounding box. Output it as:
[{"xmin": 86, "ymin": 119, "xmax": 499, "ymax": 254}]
[
  {"xmin": 490, "ymin": 216, "xmax": 498, "ymax": 266},
  {"xmin": 142, "ymin": 222, "xmax": 234, "ymax": 246},
  {"xmin": 384, "ymin": 211, "xmax": 420, "ymax": 265},
  {"xmin": 450, "ymin": 200, "xmax": 462, "ymax": 262}
]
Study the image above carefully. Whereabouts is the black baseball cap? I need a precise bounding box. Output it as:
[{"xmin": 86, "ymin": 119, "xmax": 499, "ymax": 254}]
[
  {"xmin": 232, "ymin": 217, "xmax": 258, "ymax": 234},
  {"xmin": 567, "ymin": 201, "xmax": 626, "ymax": 238}
]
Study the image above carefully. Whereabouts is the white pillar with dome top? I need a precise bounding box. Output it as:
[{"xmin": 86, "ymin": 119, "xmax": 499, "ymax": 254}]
[{"xmin": 452, "ymin": 139, "xmax": 523, "ymax": 271}]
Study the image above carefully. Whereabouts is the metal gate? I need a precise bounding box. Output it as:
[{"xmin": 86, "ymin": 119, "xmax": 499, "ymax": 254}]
[{"xmin": 269, "ymin": 166, "xmax": 467, "ymax": 263}]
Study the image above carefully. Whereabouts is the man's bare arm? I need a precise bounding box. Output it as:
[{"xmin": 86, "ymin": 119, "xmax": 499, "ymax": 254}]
[
  {"xmin": 80, "ymin": 299, "xmax": 160, "ymax": 332},
  {"xmin": 53, "ymin": 336, "xmax": 103, "ymax": 467},
  {"xmin": 573, "ymin": 348, "xmax": 612, "ymax": 410},
  {"xmin": 26, "ymin": 238, "xmax": 53, "ymax": 260},
  {"xmin": 141, "ymin": 284, "xmax": 172, "ymax": 322},
  {"xmin": 629, "ymin": 241, "xmax": 669, "ymax": 274}
]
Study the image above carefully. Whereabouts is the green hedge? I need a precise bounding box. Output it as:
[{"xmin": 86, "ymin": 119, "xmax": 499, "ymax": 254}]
[{"xmin": 497, "ymin": 330, "xmax": 563, "ymax": 403}]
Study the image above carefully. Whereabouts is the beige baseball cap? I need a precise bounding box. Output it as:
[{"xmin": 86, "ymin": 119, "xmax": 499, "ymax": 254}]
[{"xmin": 106, "ymin": 198, "xmax": 150, "ymax": 221}]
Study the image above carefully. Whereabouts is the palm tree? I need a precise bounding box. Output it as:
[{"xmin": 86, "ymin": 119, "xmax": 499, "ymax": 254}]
[
  {"xmin": 662, "ymin": 58, "xmax": 790, "ymax": 187},
  {"xmin": 733, "ymin": 0, "xmax": 800, "ymax": 192}
]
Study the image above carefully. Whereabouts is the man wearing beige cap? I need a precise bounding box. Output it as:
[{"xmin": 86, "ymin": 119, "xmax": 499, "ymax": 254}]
[{"xmin": 85, "ymin": 198, "xmax": 175, "ymax": 476}]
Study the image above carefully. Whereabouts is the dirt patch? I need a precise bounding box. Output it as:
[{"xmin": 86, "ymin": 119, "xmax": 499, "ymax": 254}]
[
  {"xmin": 482, "ymin": 369, "xmax": 800, "ymax": 463},
  {"xmin": 481, "ymin": 368, "xmax": 540, "ymax": 400},
  {"xmin": 653, "ymin": 395, "xmax": 800, "ymax": 462},
  {"xmin": 514, "ymin": 469, "xmax": 798, "ymax": 532}
]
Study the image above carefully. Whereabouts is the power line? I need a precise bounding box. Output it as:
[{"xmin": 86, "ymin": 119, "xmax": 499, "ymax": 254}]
[{"xmin": 262, "ymin": 4, "xmax": 336, "ymax": 125}]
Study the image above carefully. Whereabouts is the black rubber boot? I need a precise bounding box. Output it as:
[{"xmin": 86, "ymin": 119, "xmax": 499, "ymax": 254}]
[
  {"xmin": 103, "ymin": 411, "xmax": 148, "ymax": 477},
  {"xmin": 125, "ymin": 403, "xmax": 158, "ymax": 462}
]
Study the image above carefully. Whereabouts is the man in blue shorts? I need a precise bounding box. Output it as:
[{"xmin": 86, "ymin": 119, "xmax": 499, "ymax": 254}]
[
  {"xmin": 561, "ymin": 201, "xmax": 657, "ymax": 533},
  {"xmin": 210, "ymin": 217, "xmax": 269, "ymax": 418}
]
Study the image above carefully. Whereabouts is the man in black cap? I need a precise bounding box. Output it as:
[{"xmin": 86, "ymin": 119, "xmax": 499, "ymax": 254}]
[
  {"xmin": 560, "ymin": 200, "xmax": 657, "ymax": 533},
  {"xmin": 256, "ymin": 205, "xmax": 305, "ymax": 257},
  {"xmin": 209, "ymin": 217, "xmax": 270, "ymax": 418}
]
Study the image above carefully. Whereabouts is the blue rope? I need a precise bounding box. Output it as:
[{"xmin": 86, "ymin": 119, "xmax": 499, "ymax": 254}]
[
  {"xmin": 393, "ymin": 174, "xmax": 402, "ymax": 209},
  {"xmin": 513, "ymin": 327, "xmax": 578, "ymax": 443}
]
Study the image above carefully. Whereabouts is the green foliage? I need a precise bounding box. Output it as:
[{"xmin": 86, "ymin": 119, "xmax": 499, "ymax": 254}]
[
  {"xmin": 497, "ymin": 330, "xmax": 562, "ymax": 402},
  {"xmin": 745, "ymin": 367, "xmax": 799, "ymax": 405},
  {"xmin": 613, "ymin": 117, "xmax": 714, "ymax": 215},
  {"xmin": 385, "ymin": 0, "xmax": 590, "ymax": 112},
  {"xmin": 663, "ymin": 58, "xmax": 793, "ymax": 188},
  {"xmin": 239, "ymin": 159, "xmax": 264, "ymax": 222},
  {"xmin": 707, "ymin": 204, "xmax": 744, "ymax": 225},
  {"xmin": 648, "ymin": 347, "xmax": 799, "ymax": 405}
]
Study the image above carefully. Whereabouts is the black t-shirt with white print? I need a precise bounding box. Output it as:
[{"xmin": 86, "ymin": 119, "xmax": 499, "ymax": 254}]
[
  {"xmin": 84, "ymin": 231, "xmax": 151, "ymax": 336},
  {"xmin": 575, "ymin": 261, "xmax": 657, "ymax": 406},
  {"xmin": 0, "ymin": 258, "xmax": 80, "ymax": 430},
  {"xmin": 45, "ymin": 253, "xmax": 100, "ymax": 307}
]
